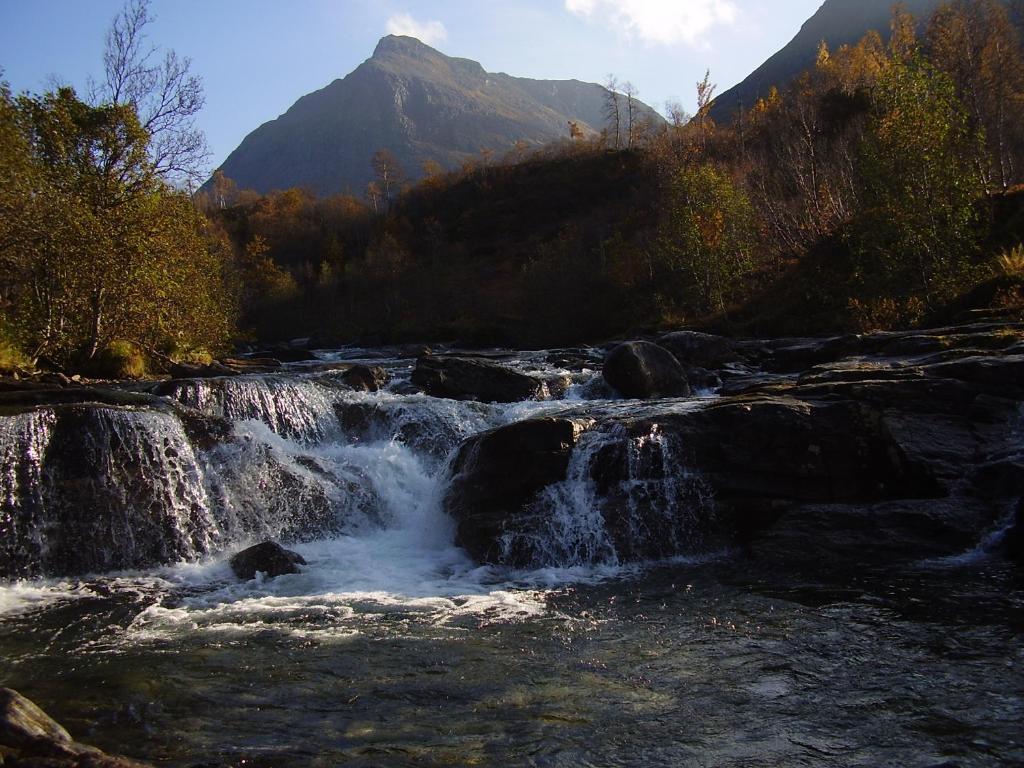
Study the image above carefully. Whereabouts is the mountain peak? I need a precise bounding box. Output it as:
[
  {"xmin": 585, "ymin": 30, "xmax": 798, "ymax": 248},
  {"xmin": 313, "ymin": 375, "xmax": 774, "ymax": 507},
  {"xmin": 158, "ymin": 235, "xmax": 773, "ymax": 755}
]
[
  {"xmin": 214, "ymin": 38, "xmax": 664, "ymax": 197},
  {"xmin": 372, "ymin": 34, "xmax": 438, "ymax": 59}
]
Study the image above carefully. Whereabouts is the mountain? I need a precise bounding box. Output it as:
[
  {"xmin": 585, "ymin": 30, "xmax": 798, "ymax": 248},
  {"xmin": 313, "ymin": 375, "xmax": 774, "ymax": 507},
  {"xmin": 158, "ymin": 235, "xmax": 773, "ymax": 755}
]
[
  {"xmin": 215, "ymin": 35, "xmax": 664, "ymax": 196},
  {"xmin": 709, "ymin": 0, "xmax": 943, "ymax": 124}
]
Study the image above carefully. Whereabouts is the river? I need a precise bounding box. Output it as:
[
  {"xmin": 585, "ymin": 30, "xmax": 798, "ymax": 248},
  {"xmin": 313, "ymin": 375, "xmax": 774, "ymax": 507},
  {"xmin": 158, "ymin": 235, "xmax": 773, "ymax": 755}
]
[{"xmin": 1, "ymin": 349, "xmax": 1021, "ymax": 766}]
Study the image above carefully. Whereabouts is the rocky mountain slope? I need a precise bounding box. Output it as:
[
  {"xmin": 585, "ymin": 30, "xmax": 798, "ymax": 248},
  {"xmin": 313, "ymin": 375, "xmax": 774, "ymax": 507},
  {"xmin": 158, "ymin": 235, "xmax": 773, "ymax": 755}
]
[
  {"xmin": 215, "ymin": 35, "xmax": 664, "ymax": 196},
  {"xmin": 709, "ymin": 0, "xmax": 943, "ymax": 123}
]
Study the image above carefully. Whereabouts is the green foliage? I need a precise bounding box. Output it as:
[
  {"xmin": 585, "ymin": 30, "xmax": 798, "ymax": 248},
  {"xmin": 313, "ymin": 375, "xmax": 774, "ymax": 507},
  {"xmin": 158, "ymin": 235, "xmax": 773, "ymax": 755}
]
[
  {"xmin": 656, "ymin": 164, "xmax": 757, "ymax": 316},
  {"xmin": 0, "ymin": 318, "xmax": 29, "ymax": 374},
  {"xmin": 0, "ymin": 84, "xmax": 234, "ymax": 370},
  {"xmin": 849, "ymin": 57, "xmax": 984, "ymax": 307}
]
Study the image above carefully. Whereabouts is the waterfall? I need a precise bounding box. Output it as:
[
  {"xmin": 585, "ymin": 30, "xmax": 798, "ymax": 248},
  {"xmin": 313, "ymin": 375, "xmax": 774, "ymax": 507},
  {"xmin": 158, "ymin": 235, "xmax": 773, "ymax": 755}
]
[
  {"xmin": 1, "ymin": 411, "xmax": 56, "ymax": 578},
  {"xmin": 165, "ymin": 374, "xmax": 344, "ymax": 443},
  {"xmin": 2, "ymin": 406, "xmax": 218, "ymax": 577},
  {"xmin": 1, "ymin": 362, "xmax": 716, "ymax": 580},
  {"xmin": 502, "ymin": 423, "xmax": 715, "ymax": 568}
]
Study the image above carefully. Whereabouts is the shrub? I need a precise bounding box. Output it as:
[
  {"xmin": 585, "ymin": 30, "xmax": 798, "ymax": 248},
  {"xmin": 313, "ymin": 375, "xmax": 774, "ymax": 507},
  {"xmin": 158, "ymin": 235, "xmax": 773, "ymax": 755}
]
[
  {"xmin": 997, "ymin": 244, "xmax": 1024, "ymax": 278},
  {"xmin": 0, "ymin": 319, "xmax": 29, "ymax": 374},
  {"xmin": 91, "ymin": 340, "xmax": 148, "ymax": 379}
]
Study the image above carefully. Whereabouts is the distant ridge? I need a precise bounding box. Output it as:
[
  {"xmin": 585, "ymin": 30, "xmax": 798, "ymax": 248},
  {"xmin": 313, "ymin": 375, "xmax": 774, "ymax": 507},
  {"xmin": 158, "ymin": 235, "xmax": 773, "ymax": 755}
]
[
  {"xmin": 214, "ymin": 35, "xmax": 664, "ymax": 196},
  {"xmin": 709, "ymin": 0, "xmax": 943, "ymax": 124}
]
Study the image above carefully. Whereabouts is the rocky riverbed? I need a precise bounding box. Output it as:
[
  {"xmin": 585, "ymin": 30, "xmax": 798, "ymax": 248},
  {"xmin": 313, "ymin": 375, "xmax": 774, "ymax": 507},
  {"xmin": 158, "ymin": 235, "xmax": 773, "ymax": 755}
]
[{"xmin": 0, "ymin": 318, "xmax": 1021, "ymax": 765}]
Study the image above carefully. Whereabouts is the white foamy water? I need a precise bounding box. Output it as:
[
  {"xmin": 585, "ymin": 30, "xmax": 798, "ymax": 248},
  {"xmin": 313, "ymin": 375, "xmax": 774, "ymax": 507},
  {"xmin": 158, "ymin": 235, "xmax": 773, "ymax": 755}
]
[{"xmin": 0, "ymin": 361, "xmax": 724, "ymax": 639}]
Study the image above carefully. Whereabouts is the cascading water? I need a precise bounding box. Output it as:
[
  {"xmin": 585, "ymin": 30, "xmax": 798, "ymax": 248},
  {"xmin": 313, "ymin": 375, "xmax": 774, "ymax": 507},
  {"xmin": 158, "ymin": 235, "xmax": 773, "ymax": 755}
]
[
  {"xmin": 1, "ymin": 363, "xmax": 721, "ymax": 581},
  {"xmin": 501, "ymin": 423, "xmax": 715, "ymax": 567},
  {"xmin": 1, "ymin": 410, "xmax": 56, "ymax": 578},
  {"xmin": 1, "ymin": 406, "xmax": 217, "ymax": 577},
  {"xmin": 165, "ymin": 374, "xmax": 345, "ymax": 444}
]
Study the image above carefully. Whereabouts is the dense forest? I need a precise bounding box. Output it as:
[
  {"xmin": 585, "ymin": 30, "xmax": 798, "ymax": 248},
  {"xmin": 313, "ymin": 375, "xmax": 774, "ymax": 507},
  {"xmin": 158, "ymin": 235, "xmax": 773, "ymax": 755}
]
[{"xmin": 2, "ymin": 0, "xmax": 1024, "ymax": 376}]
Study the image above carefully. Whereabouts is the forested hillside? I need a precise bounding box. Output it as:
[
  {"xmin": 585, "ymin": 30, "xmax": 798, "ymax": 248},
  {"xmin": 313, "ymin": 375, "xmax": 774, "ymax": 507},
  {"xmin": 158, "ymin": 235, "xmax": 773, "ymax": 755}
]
[
  {"xmin": 200, "ymin": 0, "xmax": 1024, "ymax": 348},
  {"xmin": 2, "ymin": 0, "xmax": 1023, "ymax": 377}
]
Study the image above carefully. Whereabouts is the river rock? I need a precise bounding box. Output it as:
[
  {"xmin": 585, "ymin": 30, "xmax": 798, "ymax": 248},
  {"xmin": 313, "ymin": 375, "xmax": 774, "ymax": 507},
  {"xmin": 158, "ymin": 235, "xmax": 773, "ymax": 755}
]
[
  {"xmin": 411, "ymin": 356, "xmax": 543, "ymax": 402},
  {"xmin": 657, "ymin": 330, "xmax": 739, "ymax": 368},
  {"xmin": 1003, "ymin": 499, "xmax": 1024, "ymax": 564},
  {"xmin": 0, "ymin": 688, "xmax": 153, "ymax": 767},
  {"xmin": 251, "ymin": 345, "xmax": 318, "ymax": 363},
  {"xmin": 602, "ymin": 341, "xmax": 691, "ymax": 399},
  {"xmin": 339, "ymin": 365, "xmax": 389, "ymax": 392},
  {"xmin": 445, "ymin": 417, "xmax": 590, "ymax": 563},
  {"xmin": 229, "ymin": 541, "xmax": 306, "ymax": 580}
]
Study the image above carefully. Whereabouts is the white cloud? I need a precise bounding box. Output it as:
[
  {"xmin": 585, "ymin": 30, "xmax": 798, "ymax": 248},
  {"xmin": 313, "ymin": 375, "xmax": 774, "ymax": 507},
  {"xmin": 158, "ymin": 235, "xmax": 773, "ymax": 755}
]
[
  {"xmin": 385, "ymin": 13, "xmax": 449, "ymax": 46},
  {"xmin": 565, "ymin": 0, "xmax": 739, "ymax": 46}
]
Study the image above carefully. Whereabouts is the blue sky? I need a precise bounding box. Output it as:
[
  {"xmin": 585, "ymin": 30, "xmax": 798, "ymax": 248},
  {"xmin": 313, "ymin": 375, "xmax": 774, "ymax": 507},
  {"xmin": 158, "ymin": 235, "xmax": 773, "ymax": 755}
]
[{"xmin": 0, "ymin": 0, "xmax": 824, "ymax": 172}]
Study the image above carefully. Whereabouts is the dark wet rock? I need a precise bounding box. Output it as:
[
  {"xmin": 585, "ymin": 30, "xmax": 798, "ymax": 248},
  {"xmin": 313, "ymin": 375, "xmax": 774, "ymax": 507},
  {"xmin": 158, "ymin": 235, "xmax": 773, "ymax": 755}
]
[
  {"xmin": 1003, "ymin": 500, "xmax": 1023, "ymax": 564},
  {"xmin": 251, "ymin": 345, "xmax": 318, "ymax": 363},
  {"xmin": 339, "ymin": 365, "xmax": 389, "ymax": 392},
  {"xmin": 335, "ymin": 400, "xmax": 461, "ymax": 459},
  {"xmin": 411, "ymin": 356, "xmax": 542, "ymax": 402},
  {"xmin": 445, "ymin": 417, "xmax": 590, "ymax": 563},
  {"xmin": 229, "ymin": 541, "xmax": 306, "ymax": 580},
  {"xmin": 658, "ymin": 330, "xmax": 740, "ymax": 368},
  {"xmin": 0, "ymin": 386, "xmax": 167, "ymax": 414},
  {"xmin": 219, "ymin": 357, "xmax": 283, "ymax": 374},
  {"xmin": 745, "ymin": 498, "xmax": 999, "ymax": 569},
  {"xmin": 615, "ymin": 396, "xmax": 943, "ymax": 540},
  {"xmin": 169, "ymin": 360, "xmax": 240, "ymax": 379},
  {"xmin": 0, "ymin": 688, "xmax": 153, "ymax": 767},
  {"xmin": 923, "ymin": 354, "xmax": 1024, "ymax": 400},
  {"xmin": 685, "ymin": 367, "xmax": 722, "ymax": 391},
  {"xmin": 602, "ymin": 341, "xmax": 691, "ymax": 399}
]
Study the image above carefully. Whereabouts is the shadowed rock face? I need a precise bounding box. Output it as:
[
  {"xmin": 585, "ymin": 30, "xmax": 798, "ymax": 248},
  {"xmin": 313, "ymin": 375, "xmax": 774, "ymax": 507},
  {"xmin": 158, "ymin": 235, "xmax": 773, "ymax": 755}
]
[
  {"xmin": 412, "ymin": 356, "xmax": 544, "ymax": 402},
  {"xmin": 602, "ymin": 341, "xmax": 691, "ymax": 399},
  {"xmin": 445, "ymin": 417, "xmax": 589, "ymax": 563},
  {"xmin": 214, "ymin": 35, "xmax": 664, "ymax": 196}
]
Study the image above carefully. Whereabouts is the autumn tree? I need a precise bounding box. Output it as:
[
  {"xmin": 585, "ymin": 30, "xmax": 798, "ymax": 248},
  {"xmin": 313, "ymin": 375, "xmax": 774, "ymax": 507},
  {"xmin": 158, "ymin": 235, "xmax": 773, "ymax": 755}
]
[
  {"xmin": 92, "ymin": 0, "xmax": 208, "ymax": 186},
  {"xmin": 851, "ymin": 56, "xmax": 983, "ymax": 307},
  {"xmin": 371, "ymin": 149, "xmax": 405, "ymax": 210},
  {"xmin": 695, "ymin": 70, "xmax": 717, "ymax": 150},
  {"xmin": 2, "ymin": 86, "xmax": 232, "ymax": 365},
  {"xmin": 927, "ymin": 0, "xmax": 1024, "ymax": 189},
  {"xmin": 657, "ymin": 164, "xmax": 756, "ymax": 315},
  {"xmin": 603, "ymin": 75, "xmax": 622, "ymax": 149}
]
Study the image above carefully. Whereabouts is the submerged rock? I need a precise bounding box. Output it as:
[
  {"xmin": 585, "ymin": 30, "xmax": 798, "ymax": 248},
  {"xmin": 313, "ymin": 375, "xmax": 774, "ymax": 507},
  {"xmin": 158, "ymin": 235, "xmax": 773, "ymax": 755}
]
[
  {"xmin": 411, "ymin": 356, "xmax": 542, "ymax": 402},
  {"xmin": 229, "ymin": 541, "xmax": 306, "ymax": 580},
  {"xmin": 0, "ymin": 687, "xmax": 152, "ymax": 767},
  {"xmin": 602, "ymin": 341, "xmax": 691, "ymax": 399}
]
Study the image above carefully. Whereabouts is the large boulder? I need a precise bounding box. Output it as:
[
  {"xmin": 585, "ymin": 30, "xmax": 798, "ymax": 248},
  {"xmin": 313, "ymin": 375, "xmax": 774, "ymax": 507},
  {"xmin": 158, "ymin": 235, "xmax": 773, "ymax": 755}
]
[
  {"xmin": 229, "ymin": 541, "xmax": 306, "ymax": 580},
  {"xmin": 658, "ymin": 330, "xmax": 739, "ymax": 368},
  {"xmin": 602, "ymin": 341, "xmax": 691, "ymax": 399},
  {"xmin": 0, "ymin": 687, "xmax": 153, "ymax": 767},
  {"xmin": 411, "ymin": 356, "xmax": 543, "ymax": 402},
  {"xmin": 445, "ymin": 417, "xmax": 590, "ymax": 563}
]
